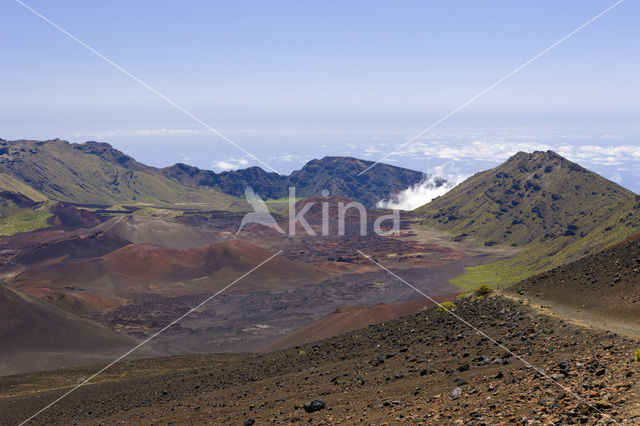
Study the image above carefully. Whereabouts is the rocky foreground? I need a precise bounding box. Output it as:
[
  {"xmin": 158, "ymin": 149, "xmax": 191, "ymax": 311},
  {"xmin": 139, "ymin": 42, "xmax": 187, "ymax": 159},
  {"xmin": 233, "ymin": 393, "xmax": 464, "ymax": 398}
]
[{"xmin": 1, "ymin": 295, "xmax": 639, "ymax": 425}]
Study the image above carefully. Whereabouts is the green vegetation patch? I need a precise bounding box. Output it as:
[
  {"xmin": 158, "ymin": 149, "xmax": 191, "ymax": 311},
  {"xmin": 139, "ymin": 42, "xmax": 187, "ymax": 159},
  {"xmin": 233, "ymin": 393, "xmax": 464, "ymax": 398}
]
[
  {"xmin": 437, "ymin": 301, "xmax": 456, "ymax": 313},
  {"xmin": 474, "ymin": 284, "xmax": 494, "ymax": 296},
  {"xmin": 451, "ymin": 199, "xmax": 640, "ymax": 289},
  {"xmin": 0, "ymin": 209, "xmax": 52, "ymax": 236},
  {"xmin": 0, "ymin": 173, "xmax": 48, "ymax": 202},
  {"xmin": 133, "ymin": 207, "xmax": 184, "ymax": 217}
]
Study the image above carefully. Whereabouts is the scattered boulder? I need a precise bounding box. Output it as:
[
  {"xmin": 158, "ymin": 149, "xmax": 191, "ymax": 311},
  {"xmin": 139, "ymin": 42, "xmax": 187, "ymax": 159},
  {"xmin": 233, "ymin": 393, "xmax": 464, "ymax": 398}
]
[{"xmin": 303, "ymin": 399, "xmax": 326, "ymax": 413}]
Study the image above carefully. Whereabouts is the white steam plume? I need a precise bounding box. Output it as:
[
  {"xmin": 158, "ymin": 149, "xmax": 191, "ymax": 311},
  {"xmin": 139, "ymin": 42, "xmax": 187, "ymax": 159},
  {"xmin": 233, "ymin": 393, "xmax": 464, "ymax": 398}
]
[{"xmin": 377, "ymin": 165, "xmax": 467, "ymax": 211}]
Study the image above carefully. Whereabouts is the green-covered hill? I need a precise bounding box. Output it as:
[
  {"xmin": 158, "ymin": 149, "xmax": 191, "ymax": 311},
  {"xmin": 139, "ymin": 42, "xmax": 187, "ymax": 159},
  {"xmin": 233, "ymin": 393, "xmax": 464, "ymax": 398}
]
[
  {"xmin": 415, "ymin": 151, "xmax": 640, "ymax": 288},
  {"xmin": 1, "ymin": 139, "xmax": 428, "ymax": 209},
  {"xmin": 0, "ymin": 139, "xmax": 239, "ymax": 207},
  {"xmin": 0, "ymin": 173, "xmax": 52, "ymax": 235},
  {"xmin": 0, "ymin": 192, "xmax": 52, "ymax": 236},
  {"xmin": 0, "ymin": 173, "xmax": 48, "ymax": 202}
]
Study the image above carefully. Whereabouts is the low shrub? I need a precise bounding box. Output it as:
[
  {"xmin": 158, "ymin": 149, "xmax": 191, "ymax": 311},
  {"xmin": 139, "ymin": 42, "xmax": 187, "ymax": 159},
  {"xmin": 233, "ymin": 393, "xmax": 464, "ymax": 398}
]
[
  {"xmin": 635, "ymin": 349, "xmax": 640, "ymax": 362},
  {"xmin": 437, "ymin": 301, "xmax": 456, "ymax": 313},
  {"xmin": 474, "ymin": 284, "xmax": 494, "ymax": 296}
]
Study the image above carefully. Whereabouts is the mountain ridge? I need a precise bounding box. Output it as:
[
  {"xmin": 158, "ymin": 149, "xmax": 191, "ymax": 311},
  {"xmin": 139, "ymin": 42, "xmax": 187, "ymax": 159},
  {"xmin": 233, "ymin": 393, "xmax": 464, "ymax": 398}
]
[
  {"xmin": 0, "ymin": 139, "xmax": 239, "ymax": 207},
  {"xmin": 0, "ymin": 139, "xmax": 429, "ymax": 209},
  {"xmin": 158, "ymin": 156, "xmax": 429, "ymax": 208},
  {"xmin": 415, "ymin": 150, "xmax": 640, "ymax": 287}
]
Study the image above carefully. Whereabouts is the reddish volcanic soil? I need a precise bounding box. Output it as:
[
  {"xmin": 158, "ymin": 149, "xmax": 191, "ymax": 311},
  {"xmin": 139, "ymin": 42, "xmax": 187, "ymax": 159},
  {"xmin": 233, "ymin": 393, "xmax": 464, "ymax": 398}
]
[
  {"xmin": 6, "ymin": 239, "xmax": 332, "ymax": 317},
  {"xmin": 0, "ymin": 210, "xmax": 511, "ymax": 374},
  {"xmin": 258, "ymin": 294, "xmax": 458, "ymax": 352},
  {"xmin": 105, "ymin": 239, "xmax": 329, "ymax": 285},
  {"xmin": 48, "ymin": 204, "xmax": 102, "ymax": 228}
]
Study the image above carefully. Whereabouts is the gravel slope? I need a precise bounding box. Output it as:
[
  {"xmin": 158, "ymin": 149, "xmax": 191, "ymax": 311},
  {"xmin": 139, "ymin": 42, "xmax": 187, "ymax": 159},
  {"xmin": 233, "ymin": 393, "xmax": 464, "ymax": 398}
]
[{"xmin": 2, "ymin": 295, "xmax": 639, "ymax": 425}]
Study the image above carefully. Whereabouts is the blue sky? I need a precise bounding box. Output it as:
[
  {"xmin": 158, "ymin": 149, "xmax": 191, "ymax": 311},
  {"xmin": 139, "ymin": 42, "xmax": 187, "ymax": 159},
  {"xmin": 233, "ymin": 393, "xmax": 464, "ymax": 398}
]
[{"xmin": 1, "ymin": 0, "xmax": 639, "ymax": 192}]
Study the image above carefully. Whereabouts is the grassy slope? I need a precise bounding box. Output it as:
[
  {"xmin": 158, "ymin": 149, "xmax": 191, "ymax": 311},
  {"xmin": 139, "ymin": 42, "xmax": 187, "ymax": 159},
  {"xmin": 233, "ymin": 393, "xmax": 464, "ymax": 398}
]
[
  {"xmin": 0, "ymin": 139, "xmax": 240, "ymax": 208},
  {"xmin": 415, "ymin": 151, "xmax": 640, "ymax": 289},
  {"xmin": 0, "ymin": 204, "xmax": 52, "ymax": 236},
  {"xmin": 0, "ymin": 174, "xmax": 52, "ymax": 235},
  {"xmin": 131, "ymin": 207, "xmax": 184, "ymax": 217},
  {"xmin": 0, "ymin": 173, "xmax": 48, "ymax": 202},
  {"xmin": 450, "ymin": 199, "xmax": 640, "ymax": 289}
]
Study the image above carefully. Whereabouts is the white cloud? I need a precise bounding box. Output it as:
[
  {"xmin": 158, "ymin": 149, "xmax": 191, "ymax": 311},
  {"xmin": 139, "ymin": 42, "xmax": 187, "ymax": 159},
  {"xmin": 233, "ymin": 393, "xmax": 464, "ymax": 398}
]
[
  {"xmin": 610, "ymin": 172, "xmax": 623, "ymax": 184},
  {"xmin": 397, "ymin": 140, "xmax": 553, "ymax": 162},
  {"xmin": 212, "ymin": 157, "xmax": 250, "ymax": 171},
  {"xmin": 178, "ymin": 152, "xmax": 191, "ymax": 163},
  {"xmin": 78, "ymin": 128, "xmax": 207, "ymax": 138},
  {"xmin": 73, "ymin": 126, "xmax": 640, "ymax": 182},
  {"xmin": 268, "ymin": 153, "xmax": 307, "ymax": 163},
  {"xmin": 556, "ymin": 144, "xmax": 640, "ymax": 166},
  {"xmin": 377, "ymin": 165, "xmax": 468, "ymax": 211},
  {"xmin": 390, "ymin": 139, "xmax": 640, "ymax": 168}
]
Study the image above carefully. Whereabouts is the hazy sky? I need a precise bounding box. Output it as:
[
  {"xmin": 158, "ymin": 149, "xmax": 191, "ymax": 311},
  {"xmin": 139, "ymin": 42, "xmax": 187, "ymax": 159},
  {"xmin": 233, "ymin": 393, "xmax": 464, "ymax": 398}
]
[{"xmin": 1, "ymin": 1, "xmax": 639, "ymax": 191}]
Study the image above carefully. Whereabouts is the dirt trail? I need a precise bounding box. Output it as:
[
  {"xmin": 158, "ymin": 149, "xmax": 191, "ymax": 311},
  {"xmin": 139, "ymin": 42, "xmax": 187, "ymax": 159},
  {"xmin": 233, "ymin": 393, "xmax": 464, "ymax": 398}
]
[
  {"xmin": 502, "ymin": 291, "xmax": 640, "ymax": 418},
  {"xmin": 502, "ymin": 292, "xmax": 640, "ymax": 339}
]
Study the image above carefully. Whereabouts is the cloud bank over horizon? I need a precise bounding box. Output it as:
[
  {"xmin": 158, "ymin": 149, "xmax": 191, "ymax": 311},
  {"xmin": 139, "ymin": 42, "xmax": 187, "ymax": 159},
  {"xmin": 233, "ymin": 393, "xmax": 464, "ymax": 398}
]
[
  {"xmin": 42, "ymin": 122, "xmax": 640, "ymax": 194},
  {"xmin": 72, "ymin": 124, "xmax": 640, "ymax": 168}
]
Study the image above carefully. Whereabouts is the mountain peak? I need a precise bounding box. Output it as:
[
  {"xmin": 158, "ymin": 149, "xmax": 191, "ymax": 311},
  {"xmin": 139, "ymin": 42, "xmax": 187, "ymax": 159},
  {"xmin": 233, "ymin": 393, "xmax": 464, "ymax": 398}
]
[
  {"xmin": 73, "ymin": 141, "xmax": 154, "ymax": 173},
  {"xmin": 508, "ymin": 149, "xmax": 572, "ymax": 164},
  {"xmin": 417, "ymin": 150, "xmax": 634, "ymax": 246},
  {"xmin": 415, "ymin": 150, "xmax": 639, "ymax": 285}
]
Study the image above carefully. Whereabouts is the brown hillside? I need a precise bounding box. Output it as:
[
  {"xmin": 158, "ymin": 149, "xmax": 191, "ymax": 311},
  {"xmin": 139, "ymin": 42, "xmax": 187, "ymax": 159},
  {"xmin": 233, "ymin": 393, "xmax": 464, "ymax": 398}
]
[
  {"xmin": 258, "ymin": 294, "xmax": 457, "ymax": 352},
  {"xmin": 509, "ymin": 234, "xmax": 640, "ymax": 327},
  {"xmin": 0, "ymin": 283, "xmax": 140, "ymax": 375}
]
